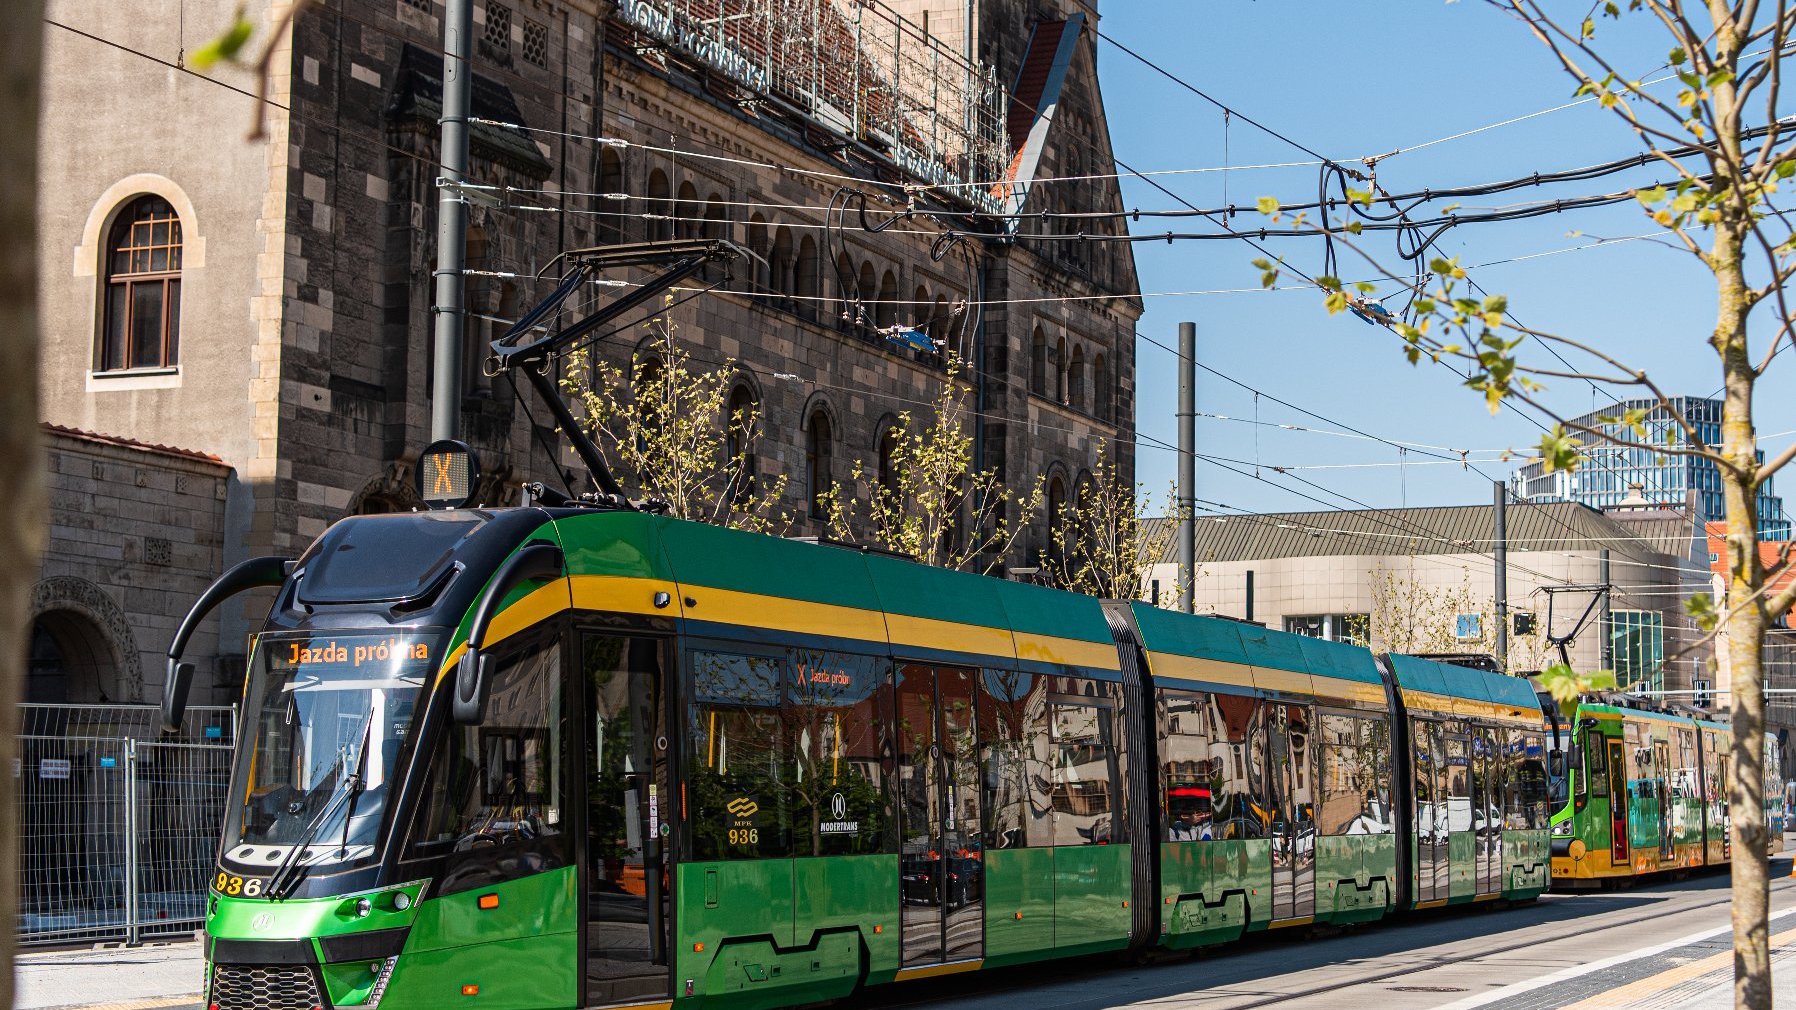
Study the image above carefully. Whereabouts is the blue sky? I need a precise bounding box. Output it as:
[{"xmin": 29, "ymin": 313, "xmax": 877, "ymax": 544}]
[{"xmin": 1096, "ymin": 1, "xmax": 1796, "ymax": 519}]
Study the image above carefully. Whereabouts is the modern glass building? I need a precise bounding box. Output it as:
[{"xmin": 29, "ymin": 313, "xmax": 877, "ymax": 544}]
[{"xmin": 1511, "ymin": 396, "xmax": 1791, "ymax": 539}]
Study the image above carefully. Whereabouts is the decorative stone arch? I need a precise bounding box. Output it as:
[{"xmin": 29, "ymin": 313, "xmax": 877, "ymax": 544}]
[
  {"xmin": 29, "ymin": 576, "xmax": 143, "ymax": 703},
  {"xmin": 74, "ymin": 174, "xmax": 207, "ymax": 280},
  {"xmin": 801, "ymin": 393, "xmax": 840, "ymax": 519},
  {"xmin": 350, "ymin": 459, "xmax": 423, "ymax": 515}
]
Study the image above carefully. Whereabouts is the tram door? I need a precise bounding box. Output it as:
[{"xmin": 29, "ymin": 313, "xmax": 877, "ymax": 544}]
[
  {"xmin": 1655, "ymin": 739, "xmax": 1675, "ymax": 861},
  {"xmin": 1608, "ymin": 739, "xmax": 1629, "ymax": 864},
  {"xmin": 895, "ymin": 663, "xmax": 984, "ymax": 967},
  {"xmin": 1473, "ymin": 729, "xmax": 1499, "ymax": 895},
  {"xmin": 580, "ymin": 634, "xmax": 671, "ymax": 1007},
  {"xmin": 1414, "ymin": 720, "xmax": 1449, "ymax": 903},
  {"xmin": 1265, "ymin": 704, "xmax": 1315, "ymax": 920}
]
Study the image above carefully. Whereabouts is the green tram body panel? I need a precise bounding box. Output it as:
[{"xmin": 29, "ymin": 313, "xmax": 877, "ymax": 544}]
[
  {"xmin": 200, "ymin": 510, "xmax": 1558, "ymax": 1010},
  {"xmin": 1547, "ymin": 700, "xmax": 1778, "ymax": 886}
]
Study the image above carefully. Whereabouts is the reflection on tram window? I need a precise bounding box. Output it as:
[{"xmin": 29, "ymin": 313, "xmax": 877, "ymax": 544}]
[
  {"xmin": 688, "ymin": 651, "xmax": 788, "ymax": 859},
  {"xmin": 787, "ymin": 650, "xmax": 889, "ymax": 856},
  {"xmin": 979, "ymin": 668, "xmax": 1051, "ymax": 849},
  {"xmin": 1319, "ymin": 714, "xmax": 1392, "ymax": 835},
  {"xmin": 1444, "ymin": 733, "xmax": 1472, "ymax": 833},
  {"xmin": 1049, "ymin": 683, "xmax": 1120, "ymax": 845},
  {"xmin": 1159, "ymin": 688, "xmax": 1217, "ymax": 842},
  {"xmin": 407, "ymin": 633, "xmax": 569, "ymax": 891}
]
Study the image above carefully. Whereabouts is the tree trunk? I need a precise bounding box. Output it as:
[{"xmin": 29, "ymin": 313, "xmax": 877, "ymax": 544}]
[
  {"xmin": 0, "ymin": 0, "xmax": 47, "ymax": 1004},
  {"xmin": 1713, "ymin": 160, "xmax": 1773, "ymax": 1010}
]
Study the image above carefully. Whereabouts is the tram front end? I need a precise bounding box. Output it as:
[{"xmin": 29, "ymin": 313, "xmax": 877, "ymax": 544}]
[{"xmin": 166, "ymin": 503, "xmax": 573, "ymax": 1010}]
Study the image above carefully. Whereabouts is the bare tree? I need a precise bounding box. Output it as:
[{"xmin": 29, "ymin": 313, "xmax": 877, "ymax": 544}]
[
  {"xmin": 1044, "ymin": 441, "xmax": 1179, "ymax": 599},
  {"xmin": 1256, "ymin": 5, "xmax": 1796, "ymax": 1002},
  {"xmin": 822, "ymin": 354, "xmax": 1041, "ymax": 574},
  {"xmin": 564, "ymin": 304, "xmax": 792, "ymax": 532},
  {"xmin": 0, "ymin": 0, "xmax": 47, "ymax": 998}
]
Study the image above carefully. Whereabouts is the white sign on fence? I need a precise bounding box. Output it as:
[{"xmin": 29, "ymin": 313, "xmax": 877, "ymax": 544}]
[{"xmin": 38, "ymin": 759, "xmax": 70, "ymax": 781}]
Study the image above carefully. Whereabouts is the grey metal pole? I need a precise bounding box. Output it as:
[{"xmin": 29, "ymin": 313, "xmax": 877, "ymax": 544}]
[
  {"xmin": 1177, "ymin": 322, "xmax": 1196, "ymax": 614},
  {"xmin": 1494, "ymin": 480, "xmax": 1509, "ymax": 672},
  {"xmin": 1600, "ymin": 549, "xmax": 1613, "ymax": 669},
  {"xmin": 431, "ymin": 0, "xmax": 473, "ymax": 442}
]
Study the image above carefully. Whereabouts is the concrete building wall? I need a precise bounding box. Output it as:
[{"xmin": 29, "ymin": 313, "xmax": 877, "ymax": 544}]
[{"xmin": 1144, "ymin": 542, "xmax": 1706, "ymax": 688}]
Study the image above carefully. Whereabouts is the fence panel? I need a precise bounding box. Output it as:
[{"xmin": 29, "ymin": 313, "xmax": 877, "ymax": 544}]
[{"xmin": 15, "ymin": 704, "xmax": 235, "ymax": 946}]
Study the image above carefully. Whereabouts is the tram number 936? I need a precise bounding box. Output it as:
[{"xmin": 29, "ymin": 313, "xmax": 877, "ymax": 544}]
[
  {"xmin": 214, "ymin": 871, "xmax": 265, "ymax": 897},
  {"xmin": 728, "ymin": 827, "xmax": 759, "ymax": 846}
]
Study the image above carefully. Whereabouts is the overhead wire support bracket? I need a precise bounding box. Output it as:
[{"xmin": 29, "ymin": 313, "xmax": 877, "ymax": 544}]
[{"xmin": 489, "ymin": 238, "xmax": 745, "ymax": 505}]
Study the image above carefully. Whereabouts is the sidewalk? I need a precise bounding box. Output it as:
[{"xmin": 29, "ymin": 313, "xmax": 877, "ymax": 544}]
[{"xmin": 14, "ymin": 941, "xmax": 202, "ymax": 1010}]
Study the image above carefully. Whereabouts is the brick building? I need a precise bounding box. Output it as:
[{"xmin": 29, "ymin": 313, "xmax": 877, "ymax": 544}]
[{"xmin": 36, "ymin": 0, "xmax": 1141, "ymax": 700}]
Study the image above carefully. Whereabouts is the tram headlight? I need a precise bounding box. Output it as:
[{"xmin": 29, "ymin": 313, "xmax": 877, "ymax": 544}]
[
  {"xmin": 392, "ymin": 892, "xmax": 411, "ymax": 911},
  {"xmin": 355, "ymin": 898, "xmax": 373, "ymax": 917}
]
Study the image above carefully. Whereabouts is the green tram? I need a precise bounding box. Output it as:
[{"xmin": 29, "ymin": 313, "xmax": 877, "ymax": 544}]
[
  {"xmin": 1546, "ymin": 695, "xmax": 1784, "ymax": 886},
  {"xmin": 167, "ymin": 504, "xmax": 1553, "ymax": 1010}
]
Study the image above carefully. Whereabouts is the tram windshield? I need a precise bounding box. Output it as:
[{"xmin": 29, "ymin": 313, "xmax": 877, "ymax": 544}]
[{"xmin": 222, "ymin": 630, "xmax": 440, "ymax": 868}]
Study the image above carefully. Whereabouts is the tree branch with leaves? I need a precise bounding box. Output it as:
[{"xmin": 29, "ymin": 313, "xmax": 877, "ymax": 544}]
[
  {"xmin": 821, "ymin": 355, "xmax": 1041, "ymax": 574},
  {"xmin": 1255, "ymin": 4, "xmax": 1796, "ymax": 1002},
  {"xmin": 563, "ymin": 304, "xmax": 792, "ymax": 532}
]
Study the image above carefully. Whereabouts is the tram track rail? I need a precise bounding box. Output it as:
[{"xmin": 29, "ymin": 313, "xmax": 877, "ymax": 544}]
[{"xmin": 860, "ymin": 871, "xmax": 1796, "ymax": 1010}]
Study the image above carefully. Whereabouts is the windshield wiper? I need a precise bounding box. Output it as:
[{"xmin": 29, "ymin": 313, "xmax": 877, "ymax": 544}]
[
  {"xmin": 267, "ymin": 709, "xmax": 375, "ymax": 899},
  {"xmin": 337, "ymin": 708, "xmax": 378, "ymax": 856}
]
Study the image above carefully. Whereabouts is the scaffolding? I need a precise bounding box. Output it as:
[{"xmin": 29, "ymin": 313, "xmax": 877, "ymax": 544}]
[{"xmin": 613, "ymin": 0, "xmax": 1010, "ymax": 212}]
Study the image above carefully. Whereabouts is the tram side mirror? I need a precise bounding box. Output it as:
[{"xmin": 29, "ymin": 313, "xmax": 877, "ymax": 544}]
[
  {"xmin": 453, "ymin": 651, "xmax": 491, "ymax": 725},
  {"xmin": 161, "ymin": 661, "xmax": 195, "ymax": 735},
  {"xmin": 451, "ymin": 542, "xmax": 563, "ymax": 726},
  {"xmin": 1548, "ymin": 749, "xmax": 1567, "ymax": 780}
]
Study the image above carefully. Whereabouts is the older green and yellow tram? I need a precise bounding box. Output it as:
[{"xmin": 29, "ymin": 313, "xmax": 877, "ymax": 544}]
[
  {"xmin": 1547, "ymin": 696, "xmax": 1784, "ymax": 885},
  {"xmin": 167, "ymin": 503, "xmax": 1553, "ymax": 1010}
]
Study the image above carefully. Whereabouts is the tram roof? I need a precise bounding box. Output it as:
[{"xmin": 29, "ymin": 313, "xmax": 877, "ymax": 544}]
[{"xmin": 543, "ymin": 510, "xmax": 1123, "ymax": 676}]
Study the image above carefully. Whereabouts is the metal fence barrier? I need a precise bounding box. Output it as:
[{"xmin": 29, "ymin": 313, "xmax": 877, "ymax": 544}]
[{"xmin": 17, "ymin": 703, "xmax": 236, "ymax": 946}]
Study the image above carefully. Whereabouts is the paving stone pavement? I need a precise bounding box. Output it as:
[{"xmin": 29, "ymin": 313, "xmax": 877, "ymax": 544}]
[{"xmin": 13, "ymin": 940, "xmax": 203, "ymax": 1010}]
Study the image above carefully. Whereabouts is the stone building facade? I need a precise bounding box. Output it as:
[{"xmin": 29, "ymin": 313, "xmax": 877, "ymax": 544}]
[
  {"xmin": 36, "ymin": 0, "xmax": 1140, "ymax": 701},
  {"xmin": 31, "ymin": 426, "xmax": 234, "ymax": 705}
]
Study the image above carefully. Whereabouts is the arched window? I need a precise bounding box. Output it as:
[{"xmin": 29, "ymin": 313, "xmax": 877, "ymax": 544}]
[
  {"xmin": 876, "ymin": 425, "xmax": 899, "ymax": 497},
  {"xmin": 100, "ymin": 195, "xmax": 183, "ymax": 372},
  {"xmin": 725, "ymin": 384, "xmax": 758, "ymax": 504},
  {"xmin": 676, "ymin": 180, "xmax": 701, "ymax": 240},
  {"xmin": 1030, "ymin": 326, "xmax": 1047, "ymax": 396},
  {"xmin": 807, "ymin": 408, "xmax": 833, "ymax": 519},
  {"xmin": 634, "ymin": 356, "xmax": 666, "ymax": 453},
  {"xmin": 834, "ymin": 252, "xmax": 857, "ymax": 327},
  {"xmin": 646, "ymin": 169, "xmax": 672, "ymax": 241},
  {"xmin": 1093, "ymin": 352, "xmax": 1109, "ymax": 421},
  {"xmin": 770, "ymin": 227, "xmax": 795, "ymax": 305},
  {"xmin": 1055, "ymin": 336, "xmax": 1069, "ymax": 403},
  {"xmin": 932, "ymin": 294, "xmax": 951, "ymax": 354},
  {"xmin": 598, "ymin": 148, "xmax": 625, "ymax": 243},
  {"xmin": 795, "ymin": 235, "xmax": 820, "ymax": 320},
  {"xmin": 856, "ymin": 262, "xmax": 877, "ymax": 328},
  {"xmin": 701, "ymin": 194, "xmax": 728, "ymax": 281},
  {"xmin": 876, "ymin": 270, "xmax": 898, "ymax": 329},
  {"xmin": 1046, "ymin": 474, "xmax": 1068, "ymax": 563},
  {"xmin": 746, "ymin": 214, "xmax": 770, "ymax": 292},
  {"xmin": 1069, "ymin": 345, "xmax": 1086, "ymax": 410}
]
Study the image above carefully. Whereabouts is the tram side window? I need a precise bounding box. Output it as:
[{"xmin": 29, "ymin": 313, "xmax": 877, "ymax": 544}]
[
  {"xmin": 786, "ymin": 649, "xmax": 890, "ymax": 856},
  {"xmin": 1318, "ymin": 715, "xmax": 1361, "ymax": 836},
  {"xmin": 1675, "ymin": 727, "xmax": 1700, "ymax": 801},
  {"xmin": 1585, "ymin": 727, "xmax": 1608, "ymax": 798},
  {"xmin": 1225, "ymin": 695, "xmax": 1269, "ymax": 840},
  {"xmin": 1507, "ymin": 732, "xmax": 1550, "ymax": 830},
  {"xmin": 980, "ymin": 669, "xmax": 1052, "ymax": 848},
  {"xmin": 407, "ymin": 631, "xmax": 569, "ymax": 893},
  {"xmin": 1048, "ymin": 682, "xmax": 1122, "ymax": 845},
  {"xmin": 1160, "ymin": 688, "xmax": 1215, "ymax": 841},
  {"xmin": 688, "ymin": 651, "xmax": 789, "ymax": 859}
]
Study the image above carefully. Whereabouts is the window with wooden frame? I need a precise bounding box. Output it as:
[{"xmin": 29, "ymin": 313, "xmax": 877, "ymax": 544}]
[{"xmin": 99, "ymin": 196, "xmax": 182, "ymax": 372}]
